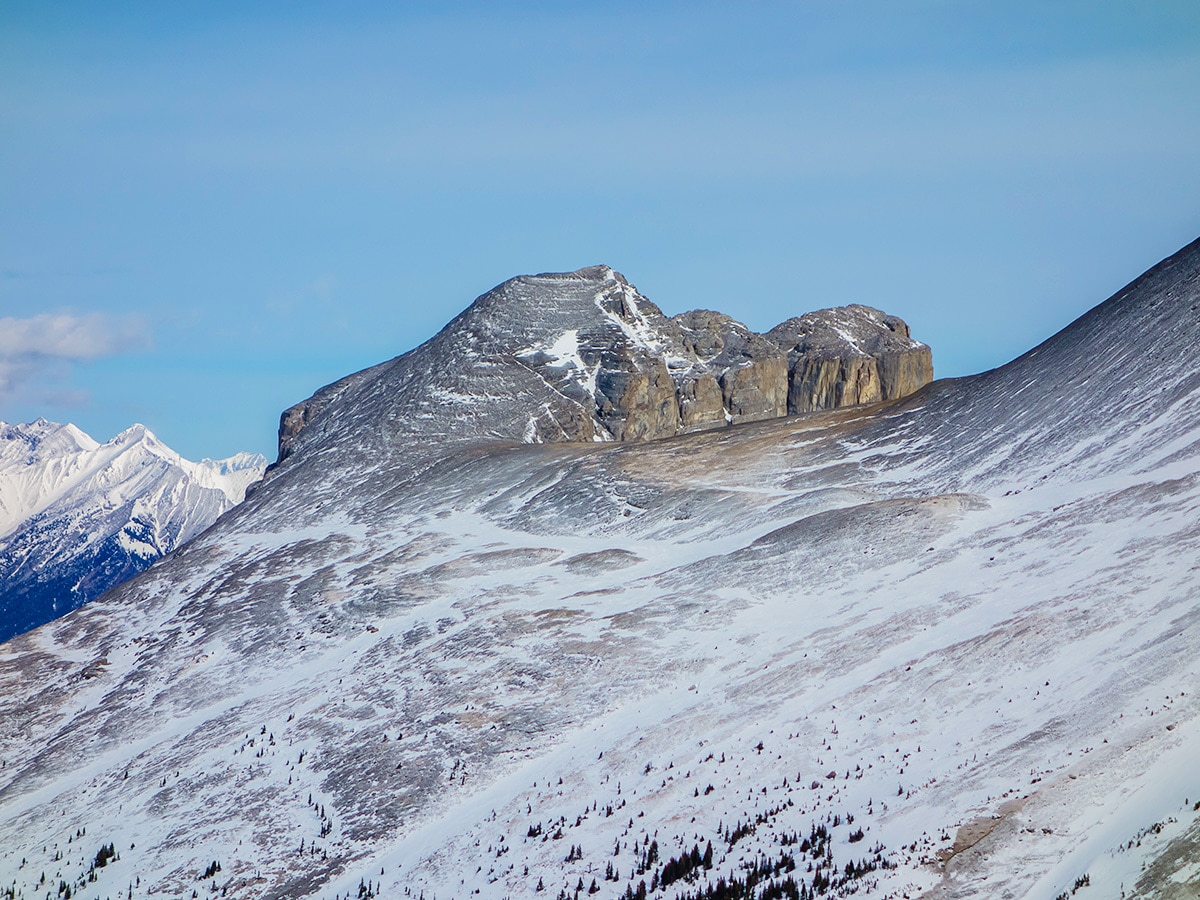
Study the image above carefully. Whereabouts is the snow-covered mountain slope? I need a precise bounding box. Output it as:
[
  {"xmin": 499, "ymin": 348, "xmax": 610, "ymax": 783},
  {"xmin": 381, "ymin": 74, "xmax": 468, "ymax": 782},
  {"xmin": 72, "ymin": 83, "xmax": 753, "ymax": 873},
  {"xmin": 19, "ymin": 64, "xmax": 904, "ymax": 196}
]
[
  {"xmin": 0, "ymin": 420, "xmax": 266, "ymax": 642},
  {"xmin": 1, "ymin": 239, "xmax": 1199, "ymax": 900}
]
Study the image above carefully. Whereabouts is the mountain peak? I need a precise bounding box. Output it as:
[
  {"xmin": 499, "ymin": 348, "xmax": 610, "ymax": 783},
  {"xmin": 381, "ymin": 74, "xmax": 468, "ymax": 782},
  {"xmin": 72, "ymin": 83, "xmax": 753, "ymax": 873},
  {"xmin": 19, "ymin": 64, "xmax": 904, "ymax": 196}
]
[
  {"xmin": 528, "ymin": 264, "xmax": 621, "ymax": 283},
  {"xmin": 113, "ymin": 422, "xmax": 152, "ymax": 443},
  {"xmin": 197, "ymin": 450, "xmax": 270, "ymax": 473},
  {"xmin": 273, "ymin": 267, "xmax": 933, "ymax": 468},
  {"xmin": 1, "ymin": 418, "xmax": 100, "ymax": 458}
]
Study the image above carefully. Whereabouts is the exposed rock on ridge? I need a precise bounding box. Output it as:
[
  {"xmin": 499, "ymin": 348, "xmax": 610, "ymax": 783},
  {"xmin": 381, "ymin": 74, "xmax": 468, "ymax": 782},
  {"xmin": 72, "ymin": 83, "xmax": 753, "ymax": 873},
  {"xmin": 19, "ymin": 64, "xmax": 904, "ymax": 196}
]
[
  {"xmin": 275, "ymin": 267, "xmax": 932, "ymax": 468},
  {"xmin": 767, "ymin": 305, "xmax": 935, "ymax": 412}
]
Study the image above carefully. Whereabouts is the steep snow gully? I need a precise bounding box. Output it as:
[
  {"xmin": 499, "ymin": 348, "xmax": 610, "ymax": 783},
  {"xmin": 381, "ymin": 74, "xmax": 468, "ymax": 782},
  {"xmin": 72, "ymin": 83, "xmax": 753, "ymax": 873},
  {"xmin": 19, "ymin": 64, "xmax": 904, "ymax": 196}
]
[{"xmin": 2, "ymin": 240, "xmax": 1200, "ymax": 900}]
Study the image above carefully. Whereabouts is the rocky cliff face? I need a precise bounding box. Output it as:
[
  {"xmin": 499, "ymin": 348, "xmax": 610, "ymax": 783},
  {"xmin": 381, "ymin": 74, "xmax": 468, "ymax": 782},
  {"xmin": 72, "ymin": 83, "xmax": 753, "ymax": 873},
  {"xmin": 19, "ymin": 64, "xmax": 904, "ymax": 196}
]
[
  {"xmin": 766, "ymin": 304, "xmax": 935, "ymax": 413},
  {"xmin": 275, "ymin": 267, "xmax": 932, "ymax": 466},
  {"xmin": 671, "ymin": 309, "xmax": 790, "ymax": 428}
]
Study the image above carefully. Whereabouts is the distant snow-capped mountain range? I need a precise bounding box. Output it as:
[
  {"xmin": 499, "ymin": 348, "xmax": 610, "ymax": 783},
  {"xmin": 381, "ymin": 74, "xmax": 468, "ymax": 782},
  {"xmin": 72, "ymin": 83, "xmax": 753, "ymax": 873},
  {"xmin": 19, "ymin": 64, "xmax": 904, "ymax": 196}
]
[{"xmin": 0, "ymin": 419, "xmax": 265, "ymax": 642}]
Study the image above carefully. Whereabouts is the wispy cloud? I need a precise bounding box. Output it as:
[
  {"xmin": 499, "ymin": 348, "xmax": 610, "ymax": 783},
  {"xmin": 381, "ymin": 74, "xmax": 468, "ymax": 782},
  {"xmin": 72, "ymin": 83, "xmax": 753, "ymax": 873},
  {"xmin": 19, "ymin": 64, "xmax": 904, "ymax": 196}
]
[{"xmin": 0, "ymin": 313, "xmax": 148, "ymax": 400}]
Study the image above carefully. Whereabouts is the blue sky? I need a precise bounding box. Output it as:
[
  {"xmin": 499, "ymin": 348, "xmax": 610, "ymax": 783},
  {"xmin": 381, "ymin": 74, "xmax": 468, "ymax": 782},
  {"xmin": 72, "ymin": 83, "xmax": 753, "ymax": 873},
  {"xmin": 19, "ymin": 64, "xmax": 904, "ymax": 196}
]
[{"xmin": 3, "ymin": 1, "xmax": 1199, "ymax": 461}]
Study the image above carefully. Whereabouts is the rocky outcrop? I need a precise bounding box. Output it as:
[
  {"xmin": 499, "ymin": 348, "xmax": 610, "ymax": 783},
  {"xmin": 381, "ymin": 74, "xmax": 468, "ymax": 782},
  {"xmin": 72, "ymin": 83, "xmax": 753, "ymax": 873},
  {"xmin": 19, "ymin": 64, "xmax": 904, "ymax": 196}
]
[
  {"xmin": 766, "ymin": 305, "xmax": 934, "ymax": 414},
  {"xmin": 277, "ymin": 367, "xmax": 384, "ymax": 463},
  {"xmin": 274, "ymin": 268, "xmax": 933, "ymax": 466},
  {"xmin": 671, "ymin": 310, "xmax": 789, "ymax": 429}
]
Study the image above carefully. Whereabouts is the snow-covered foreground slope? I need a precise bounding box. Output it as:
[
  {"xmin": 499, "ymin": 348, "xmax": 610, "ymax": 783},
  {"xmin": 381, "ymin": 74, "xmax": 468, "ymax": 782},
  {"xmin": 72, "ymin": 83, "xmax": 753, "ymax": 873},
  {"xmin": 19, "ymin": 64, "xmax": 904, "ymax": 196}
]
[
  {"xmin": 0, "ymin": 420, "xmax": 266, "ymax": 641},
  {"xmin": 1, "ymin": 240, "xmax": 1199, "ymax": 900}
]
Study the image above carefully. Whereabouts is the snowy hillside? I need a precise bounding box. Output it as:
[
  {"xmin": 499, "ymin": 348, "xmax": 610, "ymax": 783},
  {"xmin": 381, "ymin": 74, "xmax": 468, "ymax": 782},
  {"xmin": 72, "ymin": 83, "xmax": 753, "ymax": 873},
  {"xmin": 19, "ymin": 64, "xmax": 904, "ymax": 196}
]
[
  {"xmin": 0, "ymin": 420, "xmax": 266, "ymax": 641},
  {"xmin": 1, "ymin": 240, "xmax": 1199, "ymax": 900}
]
